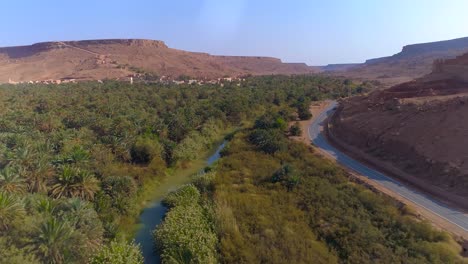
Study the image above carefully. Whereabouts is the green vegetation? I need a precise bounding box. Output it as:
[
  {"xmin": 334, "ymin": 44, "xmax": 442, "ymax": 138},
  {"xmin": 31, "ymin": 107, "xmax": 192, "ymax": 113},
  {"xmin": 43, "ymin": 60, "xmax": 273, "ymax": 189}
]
[
  {"xmin": 0, "ymin": 75, "xmax": 366, "ymax": 263},
  {"xmin": 90, "ymin": 240, "xmax": 143, "ymax": 264},
  {"xmin": 154, "ymin": 183, "xmax": 217, "ymax": 263},
  {"xmin": 159, "ymin": 109, "xmax": 465, "ymax": 263},
  {"xmin": 3, "ymin": 74, "xmax": 462, "ymax": 263},
  {"xmin": 209, "ymin": 115, "xmax": 464, "ymax": 264},
  {"xmin": 289, "ymin": 121, "xmax": 302, "ymax": 136}
]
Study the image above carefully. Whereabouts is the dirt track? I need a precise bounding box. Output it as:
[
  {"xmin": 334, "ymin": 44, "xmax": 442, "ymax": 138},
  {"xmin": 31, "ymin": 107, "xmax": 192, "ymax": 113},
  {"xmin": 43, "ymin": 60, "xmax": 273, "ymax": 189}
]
[{"xmin": 289, "ymin": 100, "xmax": 331, "ymax": 145}]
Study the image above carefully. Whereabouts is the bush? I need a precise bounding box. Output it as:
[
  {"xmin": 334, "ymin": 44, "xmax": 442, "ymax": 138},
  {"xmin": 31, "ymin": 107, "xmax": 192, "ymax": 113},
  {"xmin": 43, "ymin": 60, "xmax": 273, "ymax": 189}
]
[
  {"xmin": 271, "ymin": 164, "xmax": 301, "ymax": 191},
  {"xmin": 289, "ymin": 122, "xmax": 302, "ymax": 136},
  {"xmin": 172, "ymin": 131, "xmax": 204, "ymax": 161},
  {"xmin": 162, "ymin": 184, "xmax": 200, "ymax": 208},
  {"xmin": 154, "ymin": 185, "xmax": 217, "ymax": 264},
  {"xmin": 100, "ymin": 176, "xmax": 137, "ymax": 214},
  {"xmin": 296, "ymin": 101, "xmax": 312, "ymax": 120},
  {"xmin": 249, "ymin": 129, "xmax": 286, "ymax": 154},
  {"xmin": 90, "ymin": 240, "xmax": 143, "ymax": 264},
  {"xmin": 130, "ymin": 136, "xmax": 163, "ymax": 164},
  {"xmin": 0, "ymin": 237, "xmax": 40, "ymax": 264},
  {"xmin": 254, "ymin": 114, "xmax": 287, "ymax": 130}
]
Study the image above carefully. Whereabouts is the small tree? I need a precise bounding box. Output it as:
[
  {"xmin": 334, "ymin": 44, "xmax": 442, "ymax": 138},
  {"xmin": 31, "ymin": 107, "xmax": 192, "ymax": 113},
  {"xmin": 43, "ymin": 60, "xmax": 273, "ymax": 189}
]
[
  {"xmin": 289, "ymin": 122, "xmax": 302, "ymax": 136},
  {"xmin": 271, "ymin": 164, "xmax": 301, "ymax": 191},
  {"xmin": 249, "ymin": 129, "xmax": 286, "ymax": 154},
  {"xmin": 254, "ymin": 114, "xmax": 287, "ymax": 130},
  {"xmin": 297, "ymin": 103, "xmax": 312, "ymax": 120}
]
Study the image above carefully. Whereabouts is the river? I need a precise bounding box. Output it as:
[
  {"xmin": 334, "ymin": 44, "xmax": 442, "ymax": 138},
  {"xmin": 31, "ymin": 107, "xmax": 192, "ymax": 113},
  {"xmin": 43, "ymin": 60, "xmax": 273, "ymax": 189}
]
[{"xmin": 134, "ymin": 141, "xmax": 227, "ymax": 264}]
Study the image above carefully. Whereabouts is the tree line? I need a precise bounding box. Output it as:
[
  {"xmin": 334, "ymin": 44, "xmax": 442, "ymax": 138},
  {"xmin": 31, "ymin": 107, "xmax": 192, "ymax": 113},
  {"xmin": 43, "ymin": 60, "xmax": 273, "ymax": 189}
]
[{"xmin": 0, "ymin": 75, "xmax": 367, "ymax": 263}]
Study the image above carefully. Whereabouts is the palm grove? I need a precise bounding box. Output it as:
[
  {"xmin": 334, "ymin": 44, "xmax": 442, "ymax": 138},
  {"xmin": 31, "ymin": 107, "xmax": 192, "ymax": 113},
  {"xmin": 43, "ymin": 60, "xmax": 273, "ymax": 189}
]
[{"xmin": 0, "ymin": 75, "xmax": 461, "ymax": 264}]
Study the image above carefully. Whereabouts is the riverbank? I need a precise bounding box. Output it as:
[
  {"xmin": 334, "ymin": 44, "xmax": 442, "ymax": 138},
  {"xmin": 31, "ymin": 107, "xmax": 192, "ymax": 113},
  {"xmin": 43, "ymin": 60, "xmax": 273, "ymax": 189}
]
[
  {"xmin": 117, "ymin": 133, "xmax": 232, "ymax": 240},
  {"xmin": 134, "ymin": 138, "xmax": 228, "ymax": 263}
]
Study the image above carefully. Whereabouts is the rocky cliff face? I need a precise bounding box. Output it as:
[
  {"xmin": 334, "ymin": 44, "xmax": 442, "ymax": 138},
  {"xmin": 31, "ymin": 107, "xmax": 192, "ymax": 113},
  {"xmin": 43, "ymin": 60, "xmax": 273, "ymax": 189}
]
[
  {"xmin": 430, "ymin": 53, "xmax": 468, "ymax": 82},
  {"xmin": 400, "ymin": 37, "xmax": 468, "ymax": 56},
  {"xmin": 330, "ymin": 53, "xmax": 468, "ymax": 199}
]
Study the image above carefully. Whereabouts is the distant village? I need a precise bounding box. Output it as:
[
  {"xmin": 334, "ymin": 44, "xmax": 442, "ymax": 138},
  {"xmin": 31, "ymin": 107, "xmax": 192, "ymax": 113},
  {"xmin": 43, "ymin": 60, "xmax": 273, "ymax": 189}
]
[
  {"xmin": 7, "ymin": 78, "xmax": 78, "ymax": 85},
  {"xmin": 6, "ymin": 75, "xmax": 246, "ymax": 86}
]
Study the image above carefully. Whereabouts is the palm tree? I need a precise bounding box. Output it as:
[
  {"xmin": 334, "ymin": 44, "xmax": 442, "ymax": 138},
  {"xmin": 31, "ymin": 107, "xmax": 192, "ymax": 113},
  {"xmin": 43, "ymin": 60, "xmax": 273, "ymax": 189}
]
[
  {"xmin": 63, "ymin": 198, "xmax": 103, "ymax": 252},
  {"xmin": 8, "ymin": 146, "xmax": 36, "ymax": 168},
  {"xmin": 0, "ymin": 166, "xmax": 26, "ymax": 194},
  {"xmin": 75, "ymin": 171, "xmax": 99, "ymax": 200},
  {"xmin": 50, "ymin": 166, "xmax": 99, "ymax": 200},
  {"xmin": 35, "ymin": 197, "xmax": 57, "ymax": 215},
  {"xmin": 68, "ymin": 146, "xmax": 90, "ymax": 163},
  {"xmin": 28, "ymin": 159, "xmax": 54, "ymax": 194},
  {"xmin": 0, "ymin": 191, "xmax": 25, "ymax": 231},
  {"xmin": 32, "ymin": 218, "xmax": 73, "ymax": 264},
  {"xmin": 49, "ymin": 166, "xmax": 77, "ymax": 199}
]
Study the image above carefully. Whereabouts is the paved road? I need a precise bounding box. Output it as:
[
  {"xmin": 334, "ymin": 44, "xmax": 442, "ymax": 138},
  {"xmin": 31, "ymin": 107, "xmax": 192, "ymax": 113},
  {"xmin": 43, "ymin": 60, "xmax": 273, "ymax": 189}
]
[{"xmin": 309, "ymin": 101, "xmax": 468, "ymax": 233}]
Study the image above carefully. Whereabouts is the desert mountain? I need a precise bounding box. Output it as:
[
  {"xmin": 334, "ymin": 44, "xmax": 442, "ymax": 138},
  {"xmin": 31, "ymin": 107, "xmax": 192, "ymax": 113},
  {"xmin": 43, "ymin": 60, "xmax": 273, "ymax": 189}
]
[
  {"xmin": 0, "ymin": 39, "xmax": 318, "ymax": 83},
  {"xmin": 326, "ymin": 36, "xmax": 468, "ymax": 85},
  {"xmin": 329, "ymin": 52, "xmax": 468, "ymax": 209}
]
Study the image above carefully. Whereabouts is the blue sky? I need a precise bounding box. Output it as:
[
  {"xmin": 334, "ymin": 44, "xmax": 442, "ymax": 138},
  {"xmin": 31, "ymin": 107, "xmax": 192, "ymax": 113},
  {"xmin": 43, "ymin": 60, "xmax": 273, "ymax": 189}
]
[{"xmin": 1, "ymin": 0, "xmax": 468, "ymax": 65}]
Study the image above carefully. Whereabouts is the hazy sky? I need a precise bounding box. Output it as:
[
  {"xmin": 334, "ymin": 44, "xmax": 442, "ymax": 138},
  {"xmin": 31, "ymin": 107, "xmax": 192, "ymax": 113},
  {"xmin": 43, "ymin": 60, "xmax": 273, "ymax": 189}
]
[{"xmin": 1, "ymin": 0, "xmax": 468, "ymax": 65}]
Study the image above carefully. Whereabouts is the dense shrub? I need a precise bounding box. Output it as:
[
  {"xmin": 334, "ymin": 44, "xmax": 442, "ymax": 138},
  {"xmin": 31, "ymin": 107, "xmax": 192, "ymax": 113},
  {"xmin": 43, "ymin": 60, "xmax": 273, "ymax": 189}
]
[
  {"xmin": 162, "ymin": 184, "xmax": 200, "ymax": 208},
  {"xmin": 249, "ymin": 129, "xmax": 287, "ymax": 154},
  {"xmin": 254, "ymin": 113, "xmax": 288, "ymax": 130},
  {"xmin": 154, "ymin": 184, "xmax": 217, "ymax": 264},
  {"xmin": 95, "ymin": 175, "xmax": 138, "ymax": 227},
  {"xmin": 90, "ymin": 240, "xmax": 143, "ymax": 264},
  {"xmin": 289, "ymin": 122, "xmax": 302, "ymax": 136},
  {"xmin": 0, "ymin": 237, "xmax": 40, "ymax": 264},
  {"xmin": 271, "ymin": 164, "xmax": 301, "ymax": 190},
  {"xmin": 297, "ymin": 101, "xmax": 312, "ymax": 120},
  {"xmin": 212, "ymin": 129, "xmax": 463, "ymax": 264},
  {"xmin": 130, "ymin": 136, "xmax": 163, "ymax": 164}
]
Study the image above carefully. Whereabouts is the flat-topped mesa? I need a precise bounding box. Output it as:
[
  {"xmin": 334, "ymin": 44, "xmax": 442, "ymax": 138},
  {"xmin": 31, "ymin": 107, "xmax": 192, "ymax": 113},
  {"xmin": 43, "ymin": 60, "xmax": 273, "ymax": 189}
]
[
  {"xmin": 0, "ymin": 38, "xmax": 319, "ymax": 82},
  {"xmin": 0, "ymin": 39, "xmax": 168, "ymax": 54},
  {"xmin": 64, "ymin": 39, "xmax": 168, "ymax": 48},
  {"xmin": 216, "ymin": 55, "xmax": 282, "ymax": 62},
  {"xmin": 0, "ymin": 39, "xmax": 169, "ymax": 60},
  {"xmin": 400, "ymin": 36, "xmax": 468, "ymax": 56},
  {"xmin": 0, "ymin": 42, "xmax": 68, "ymax": 59},
  {"xmin": 0, "ymin": 42, "xmax": 54, "ymax": 53}
]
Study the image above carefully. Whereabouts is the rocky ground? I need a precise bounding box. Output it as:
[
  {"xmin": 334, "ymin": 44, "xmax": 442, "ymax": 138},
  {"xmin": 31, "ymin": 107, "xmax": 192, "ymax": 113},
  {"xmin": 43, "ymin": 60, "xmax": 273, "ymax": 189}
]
[
  {"xmin": 329, "ymin": 53, "xmax": 468, "ymax": 211},
  {"xmin": 0, "ymin": 39, "xmax": 318, "ymax": 83}
]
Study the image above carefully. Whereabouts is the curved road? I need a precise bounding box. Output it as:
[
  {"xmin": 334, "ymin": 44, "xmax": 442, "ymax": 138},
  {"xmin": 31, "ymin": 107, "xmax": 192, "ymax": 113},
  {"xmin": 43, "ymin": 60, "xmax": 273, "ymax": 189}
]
[{"xmin": 309, "ymin": 101, "xmax": 468, "ymax": 235}]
